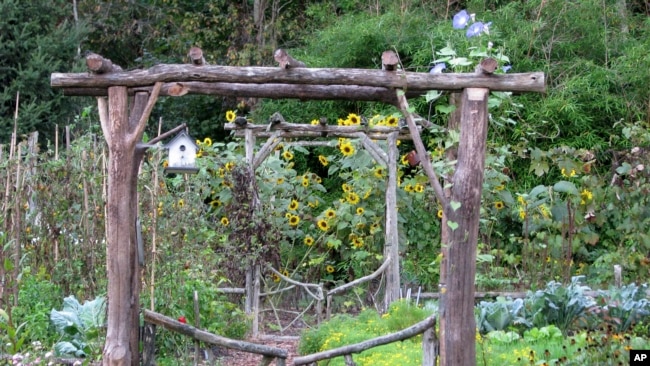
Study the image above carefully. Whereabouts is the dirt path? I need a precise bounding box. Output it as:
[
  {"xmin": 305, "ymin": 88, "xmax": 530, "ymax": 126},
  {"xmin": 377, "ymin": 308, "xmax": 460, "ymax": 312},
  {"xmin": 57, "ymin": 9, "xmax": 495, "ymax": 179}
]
[{"xmin": 218, "ymin": 337, "xmax": 300, "ymax": 366}]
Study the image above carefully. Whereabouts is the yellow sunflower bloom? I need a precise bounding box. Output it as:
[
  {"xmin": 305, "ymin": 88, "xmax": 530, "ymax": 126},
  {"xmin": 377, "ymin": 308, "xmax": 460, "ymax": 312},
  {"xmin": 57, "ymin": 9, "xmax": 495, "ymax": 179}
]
[
  {"xmin": 220, "ymin": 217, "xmax": 229, "ymax": 226},
  {"xmin": 225, "ymin": 110, "xmax": 236, "ymax": 122},
  {"xmin": 288, "ymin": 215, "xmax": 300, "ymax": 226},
  {"xmin": 317, "ymin": 219, "xmax": 330, "ymax": 231},
  {"xmin": 340, "ymin": 143, "xmax": 355, "ymax": 157},
  {"xmin": 346, "ymin": 192, "xmax": 360, "ymax": 205},
  {"xmin": 282, "ymin": 150, "xmax": 294, "ymax": 161},
  {"xmin": 356, "ymin": 207, "xmax": 365, "ymax": 215},
  {"xmin": 319, "ymin": 155, "xmax": 329, "ymax": 166},
  {"xmin": 304, "ymin": 236, "xmax": 314, "ymax": 246},
  {"xmin": 326, "ymin": 265, "xmax": 335, "ymax": 273},
  {"xmin": 203, "ymin": 137, "xmax": 212, "ymax": 146},
  {"xmin": 494, "ymin": 201, "xmax": 505, "ymax": 210},
  {"xmin": 288, "ymin": 199, "xmax": 299, "ymax": 211},
  {"xmin": 324, "ymin": 208, "xmax": 336, "ymax": 219}
]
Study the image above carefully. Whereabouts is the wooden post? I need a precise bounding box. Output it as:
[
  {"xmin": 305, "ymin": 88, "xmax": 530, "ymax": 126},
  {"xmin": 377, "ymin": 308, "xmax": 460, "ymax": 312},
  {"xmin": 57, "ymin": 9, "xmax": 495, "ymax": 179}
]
[
  {"xmin": 383, "ymin": 132, "xmax": 400, "ymax": 309},
  {"xmin": 440, "ymin": 88, "xmax": 489, "ymax": 366}
]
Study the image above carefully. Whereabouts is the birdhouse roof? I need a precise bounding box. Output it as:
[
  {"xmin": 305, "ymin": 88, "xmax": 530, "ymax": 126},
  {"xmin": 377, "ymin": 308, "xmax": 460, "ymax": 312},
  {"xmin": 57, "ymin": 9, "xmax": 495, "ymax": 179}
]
[{"xmin": 164, "ymin": 131, "xmax": 198, "ymax": 150}]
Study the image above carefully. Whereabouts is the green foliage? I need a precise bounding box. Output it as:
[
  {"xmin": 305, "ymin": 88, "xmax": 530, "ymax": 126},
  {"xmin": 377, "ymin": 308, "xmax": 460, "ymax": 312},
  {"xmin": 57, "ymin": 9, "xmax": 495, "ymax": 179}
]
[
  {"xmin": 593, "ymin": 283, "xmax": 650, "ymax": 332},
  {"xmin": 50, "ymin": 295, "xmax": 106, "ymax": 358},
  {"xmin": 476, "ymin": 297, "xmax": 531, "ymax": 334},
  {"xmin": 526, "ymin": 276, "xmax": 596, "ymax": 334},
  {"xmin": 299, "ymin": 300, "xmax": 430, "ymax": 365},
  {"xmin": 0, "ymin": 0, "xmax": 86, "ymax": 144}
]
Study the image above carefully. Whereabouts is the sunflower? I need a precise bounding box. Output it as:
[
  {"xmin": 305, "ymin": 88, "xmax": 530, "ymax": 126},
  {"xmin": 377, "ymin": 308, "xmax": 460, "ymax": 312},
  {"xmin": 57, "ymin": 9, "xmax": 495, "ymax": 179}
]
[
  {"xmin": 386, "ymin": 116, "xmax": 398, "ymax": 127},
  {"xmin": 400, "ymin": 154, "xmax": 409, "ymax": 165},
  {"xmin": 225, "ymin": 162, "xmax": 235, "ymax": 171},
  {"xmin": 163, "ymin": 160, "xmax": 169, "ymax": 168},
  {"xmin": 370, "ymin": 222, "xmax": 381, "ymax": 234},
  {"xmin": 203, "ymin": 137, "xmax": 212, "ymax": 147},
  {"xmin": 326, "ymin": 265, "xmax": 335, "ymax": 274},
  {"xmin": 317, "ymin": 219, "xmax": 330, "ymax": 231},
  {"xmin": 308, "ymin": 200, "xmax": 319, "ymax": 208},
  {"xmin": 276, "ymin": 177, "xmax": 285, "ymax": 184},
  {"xmin": 225, "ymin": 110, "xmax": 236, "ymax": 122},
  {"xmin": 494, "ymin": 201, "xmax": 505, "ymax": 210},
  {"xmin": 304, "ymin": 235, "xmax": 314, "ymax": 246},
  {"xmin": 437, "ymin": 209, "xmax": 443, "ymax": 219},
  {"xmin": 347, "ymin": 113, "xmax": 361, "ymax": 125},
  {"xmin": 196, "ymin": 150, "xmax": 203, "ymax": 158},
  {"xmin": 288, "ymin": 215, "xmax": 300, "ymax": 226},
  {"xmin": 374, "ymin": 167, "xmax": 385, "ymax": 179},
  {"xmin": 356, "ymin": 207, "xmax": 365, "ymax": 215},
  {"xmin": 346, "ymin": 192, "xmax": 360, "ymax": 205},
  {"xmin": 352, "ymin": 237, "xmax": 364, "ymax": 248},
  {"xmin": 301, "ymin": 178, "xmax": 310, "ymax": 187},
  {"xmin": 272, "ymin": 273, "xmax": 281, "ymax": 283},
  {"xmin": 340, "ymin": 143, "xmax": 355, "ymax": 157},
  {"xmin": 414, "ymin": 184, "xmax": 424, "ymax": 193},
  {"xmin": 318, "ymin": 155, "xmax": 329, "ymax": 166},
  {"xmin": 282, "ymin": 269, "xmax": 289, "ymax": 277},
  {"xmin": 220, "ymin": 217, "xmax": 229, "ymax": 226},
  {"xmin": 288, "ymin": 199, "xmax": 299, "ymax": 211},
  {"xmin": 218, "ymin": 168, "xmax": 225, "ymax": 177},
  {"xmin": 324, "ymin": 208, "xmax": 336, "ymax": 219},
  {"xmin": 404, "ymin": 184, "xmax": 414, "ymax": 193},
  {"xmin": 210, "ymin": 200, "xmax": 221, "ymax": 208},
  {"xmin": 342, "ymin": 183, "xmax": 352, "ymax": 193},
  {"xmin": 178, "ymin": 199, "xmax": 185, "ymax": 208},
  {"xmin": 282, "ymin": 150, "xmax": 294, "ymax": 161}
]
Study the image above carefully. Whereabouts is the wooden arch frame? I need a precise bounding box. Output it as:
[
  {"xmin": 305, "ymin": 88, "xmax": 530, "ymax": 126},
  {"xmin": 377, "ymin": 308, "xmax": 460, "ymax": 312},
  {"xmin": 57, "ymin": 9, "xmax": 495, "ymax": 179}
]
[{"xmin": 51, "ymin": 48, "xmax": 545, "ymax": 366}]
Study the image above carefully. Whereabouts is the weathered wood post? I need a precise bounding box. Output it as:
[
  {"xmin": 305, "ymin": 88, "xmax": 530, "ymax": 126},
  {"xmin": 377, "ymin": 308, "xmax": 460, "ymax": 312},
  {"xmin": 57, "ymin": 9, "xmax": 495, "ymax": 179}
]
[{"xmin": 440, "ymin": 87, "xmax": 489, "ymax": 366}]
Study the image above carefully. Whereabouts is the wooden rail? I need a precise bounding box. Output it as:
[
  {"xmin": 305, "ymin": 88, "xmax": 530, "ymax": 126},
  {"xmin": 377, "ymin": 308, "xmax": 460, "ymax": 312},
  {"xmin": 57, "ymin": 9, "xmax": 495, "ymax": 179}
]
[
  {"xmin": 292, "ymin": 315, "xmax": 436, "ymax": 366},
  {"xmin": 143, "ymin": 309, "xmax": 288, "ymax": 366}
]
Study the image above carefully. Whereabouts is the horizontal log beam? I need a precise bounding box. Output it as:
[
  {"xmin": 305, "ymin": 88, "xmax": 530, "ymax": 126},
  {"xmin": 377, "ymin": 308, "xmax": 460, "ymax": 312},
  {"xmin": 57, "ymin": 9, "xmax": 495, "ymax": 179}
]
[
  {"xmin": 143, "ymin": 309, "xmax": 288, "ymax": 359},
  {"xmin": 292, "ymin": 315, "xmax": 436, "ymax": 365},
  {"xmin": 59, "ymin": 82, "xmax": 403, "ymax": 103},
  {"xmin": 51, "ymin": 65, "xmax": 545, "ymax": 93},
  {"xmin": 225, "ymin": 122, "xmax": 416, "ymax": 140}
]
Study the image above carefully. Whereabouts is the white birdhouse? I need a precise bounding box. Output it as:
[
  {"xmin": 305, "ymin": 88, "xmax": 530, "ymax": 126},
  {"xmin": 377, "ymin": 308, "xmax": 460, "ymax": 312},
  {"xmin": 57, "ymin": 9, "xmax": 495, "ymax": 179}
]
[{"xmin": 164, "ymin": 131, "xmax": 199, "ymax": 174}]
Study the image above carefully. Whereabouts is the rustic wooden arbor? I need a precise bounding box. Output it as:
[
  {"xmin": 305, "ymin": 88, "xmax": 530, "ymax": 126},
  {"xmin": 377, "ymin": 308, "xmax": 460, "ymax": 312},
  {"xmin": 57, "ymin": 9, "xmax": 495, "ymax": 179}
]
[{"xmin": 51, "ymin": 49, "xmax": 544, "ymax": 366}]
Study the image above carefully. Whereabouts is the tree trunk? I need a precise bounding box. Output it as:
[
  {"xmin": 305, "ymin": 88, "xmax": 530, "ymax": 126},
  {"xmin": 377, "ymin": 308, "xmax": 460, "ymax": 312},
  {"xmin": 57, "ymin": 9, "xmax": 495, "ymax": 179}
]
[{"xmin": 440, "ymin": 88, "xmax": 489, "ymax": 366}]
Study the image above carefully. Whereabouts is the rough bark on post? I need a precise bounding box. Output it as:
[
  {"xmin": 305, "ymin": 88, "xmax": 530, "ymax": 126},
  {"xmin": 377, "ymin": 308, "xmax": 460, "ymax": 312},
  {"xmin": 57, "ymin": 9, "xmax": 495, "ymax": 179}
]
[
  {"xmin": 438, "ymin": 91, "xmax": 462, "ymax": 364},
  {"xmin": 441, "ymin": 88, "xmax": 489, "ymax": 366},
  {"xmin": 383, "ymin": 132, "xmax": 400, "ymax": 309},
  {"xmin": 102, "ymin": 86, "xmax": 140, "ymax": 365}
]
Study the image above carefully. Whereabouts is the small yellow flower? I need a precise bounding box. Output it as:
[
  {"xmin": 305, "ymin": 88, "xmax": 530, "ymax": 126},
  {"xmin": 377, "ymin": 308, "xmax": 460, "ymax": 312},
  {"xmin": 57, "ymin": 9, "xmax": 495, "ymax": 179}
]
[
  {"xmin": 356, "ymin": 207, "xmax": 365, "ymax": 215},
  {"xmin": 437, "ymin": 209, "xmax": 443, "ymax": 219},
  {"xmin": 340, "ymin": 143, "xmax": 355, "ymax": 157},
  {"xmin": 517, "ymin": 195, "xmax": 527, "ymax": 205},
  {"xmin": 317, "ymin": 219, "xmax": 330, "ymax": 231},
  {"xmin": 404, "ymin": 184, "xmax": 414, "ymax": 193},
  {"xmin": 308, "ymin": 200, "xmax": 319, "ymax": 208},
  {"xmin": 272, "ymin": 273, "xmax": 281, "ymax": 283},
  {"xmin": 342, "ymin": 183, "xmax": 352, "ymax": 192},
  {"xmin": 220, "ymin": 217, "xmax": 229, "ymax": 226},
  {"xmin": 178, "ymin": 199, "xmax": 185, "ymax": 208},
  {"xmin": 580, "ymin": 189, "xmax": 593, "ymax": 204},
  {"xmin": 310, "ymin": 119, "xmax": 319, "ymax": 125},
  {"xmin": 494, "ymin": 201, "xmax": 504, "ymax": 210},
  {"xmin": 518, "ymin": 208, "xmax": 527, "ymax": 220},
  {"xmin": 346, "ymin": 192, "xmax": 360, "ymax": 205},
  {"xmin": 288, "ymin": 199, "xmax": 299, "ymax": 211},
  {"xmin": 225, "ymin": 110, "xmax": 236, "ymax": 122},
  {"xmin": 346, "ymin": 113, "xmax": 361, "ymax": 125},
  {"xmin": 301, "ymin": 178, "xmax": 310, "ymax": 187},
  {"xmin": 203, "ymin": 137, "xmax": 212, "ymax": 146},
  {"xmin": 400, "ymin": 154, "xmax": 409, "ymax": 165},
  {"xmin": 210, "ymin": 200, "xmax": 221, "ymax": 208},
  {"xmin": 225, "ymin": 161, "xmax": 235, "ymax": 171},
  {"xmin": 163, "ymin": 160, "xmax": 169, "ymax": 168},
  {"xmin": 324, "ymin": 208, "xmax": 336, "ymax": 219},
  {"xmin": 196, "ymin": 150, "xmax": 203, "ymax": 158},
  {"xmin": 386, "ymin": 116, "xmax": 398, "ymax": 127},
  {"xmin": 495, "ymin": 183, "xmax": 505, "ymax": 191},
  {"xmin": 326, "ymin": 265, "xmax": 335, "ymax": 273},
  {"xmin": 352, "ymin": 237, "xmax": 364, "ymax": 248},
  {"xmin": 374, "ymin": 167, "xmax": 385, "ymax": 178},
  {"xmin": 414, "ymin": 183, "xmax": 424, "ymax": 193},
  {"xmin": 288, "ymin": 215, "xmax": 300, "ymax": 226},
  {"xmin": 282, "ymin": 150, "xmax": 294, "ymax": 161},
  {"xmin": 276, "ymin": 177, "xmax": 285, "ymax": 184},
  {"xmin": 304, "ymin": 235, "xmax": 314, "ymax": 246},
  {"xmin": 319, "ymin": 155, "xmax": 329, "ymax": 166},
  {"xmin": 561, "ymin": 168, "xmax": 577, "ymax": 178}
]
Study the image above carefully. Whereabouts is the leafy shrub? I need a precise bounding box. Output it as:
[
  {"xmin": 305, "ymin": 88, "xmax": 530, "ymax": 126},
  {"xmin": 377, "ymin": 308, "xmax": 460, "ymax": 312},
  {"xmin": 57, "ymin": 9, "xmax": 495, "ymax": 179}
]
[
  {"xmin": 592, "ymin": 283, "xmax": 650, "ymax": 332},
  {"xmin": 476, "ymin": 297, "xmax": 530, "ymax": 334},
  {"xmin": 526, "ymin": 276, "xmax": 596, "ymax": 334},
  {"xmin": 50, "ymin": 295, "xmax": 106, "ymax": 358}
]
